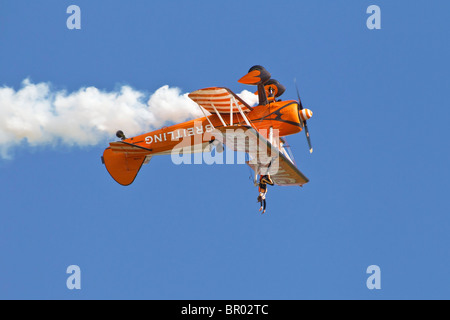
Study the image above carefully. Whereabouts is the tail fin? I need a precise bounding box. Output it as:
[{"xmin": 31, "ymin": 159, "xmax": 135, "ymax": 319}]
[{"xmin": 102, "ymin": 148, "xmax": 148, "ymax": 186}]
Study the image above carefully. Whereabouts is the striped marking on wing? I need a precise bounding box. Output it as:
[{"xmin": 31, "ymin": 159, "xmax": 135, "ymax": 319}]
[{"xmin": 189, "ymin": 87, "xmax": 253, "ymax": 114}]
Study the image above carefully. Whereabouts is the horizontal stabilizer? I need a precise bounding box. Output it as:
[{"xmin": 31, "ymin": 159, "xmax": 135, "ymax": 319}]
[{"xmin": 109, "ymin": 141, "xmax": 152, "ymax": 155}]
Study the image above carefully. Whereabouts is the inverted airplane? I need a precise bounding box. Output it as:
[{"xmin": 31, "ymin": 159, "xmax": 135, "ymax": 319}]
[{"xmin": 102, "ymin": 65, "xmax": 313, "ymax": 187}]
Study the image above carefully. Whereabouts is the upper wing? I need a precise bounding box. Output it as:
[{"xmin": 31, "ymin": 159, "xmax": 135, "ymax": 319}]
[
  {"xmin": 215, "ymin": 125, "xmax": 309, "ymax": 186},
  {"xmin": 188, "ymin": 87, "xmax": 253, "ymax": 114}
]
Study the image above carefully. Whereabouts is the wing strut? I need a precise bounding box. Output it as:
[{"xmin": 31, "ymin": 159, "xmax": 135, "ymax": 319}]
[
  {"xmin": 210, "ymin": 103, "xmax": 227, "ymax": 126},
  {"xmin": 198, "ymin": 105, "xmax": 215, "ymax": 129},
  {"xmin": 232, "ymin": 96, "xmax": 253, "ymax": 128}
]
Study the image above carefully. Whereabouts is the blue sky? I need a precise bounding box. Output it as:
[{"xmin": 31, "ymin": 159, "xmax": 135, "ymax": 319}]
[{"xmin": 0, "ymin": 0, "xmax": 449, "ymax": 299}]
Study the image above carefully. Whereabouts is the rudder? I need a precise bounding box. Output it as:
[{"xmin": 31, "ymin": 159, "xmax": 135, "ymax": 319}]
[{"xmin": 102, "ymin": 148, "xmax": 147, "ymax": 186}]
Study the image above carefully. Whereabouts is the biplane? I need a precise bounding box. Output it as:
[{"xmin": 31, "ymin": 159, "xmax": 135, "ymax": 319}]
[{"xmin": 101, "ymin": 65, "xmax": 313, "ymax": 187}]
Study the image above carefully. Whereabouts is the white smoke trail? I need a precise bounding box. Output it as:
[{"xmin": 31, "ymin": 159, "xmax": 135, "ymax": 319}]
[{"xmin": 0, "ymin": 79, "xmax": 258, "ymax": 158}]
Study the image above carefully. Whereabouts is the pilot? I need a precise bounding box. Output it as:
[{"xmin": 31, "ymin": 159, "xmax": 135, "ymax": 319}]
[
  {"xmin": 264, "ymin": 79, "xmax": 285, "ymax": 103},
  {"xmin": 258, "ymin": 174, "xmax": 274, "ymax": 214}
]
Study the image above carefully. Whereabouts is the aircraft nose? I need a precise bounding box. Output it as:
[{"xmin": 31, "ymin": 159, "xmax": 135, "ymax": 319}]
[{"xmin": 300, "ymin": 108, "xmax": 313, "ymax": 121}]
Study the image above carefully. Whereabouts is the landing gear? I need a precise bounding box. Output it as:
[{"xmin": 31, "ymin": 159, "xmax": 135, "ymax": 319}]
[{"xmin": 116, "ymin": 130, "xmax": 126, "ymax": 141}]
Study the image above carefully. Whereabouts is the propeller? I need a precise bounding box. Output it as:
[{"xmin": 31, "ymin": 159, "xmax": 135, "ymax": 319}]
[{"xmin": 294, "ymin": 79, "xmax": 313, "ymax": 153}]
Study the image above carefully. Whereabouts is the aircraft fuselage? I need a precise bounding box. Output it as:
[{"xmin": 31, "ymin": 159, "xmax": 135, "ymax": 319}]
[{"xmin": 121, "ymin": 100, "xmax": 302, "ymax": 154}]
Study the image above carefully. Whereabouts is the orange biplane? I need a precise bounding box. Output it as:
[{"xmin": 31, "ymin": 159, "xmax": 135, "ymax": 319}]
[{"xmin": 101, "ymin": 66, "xmax": 313, "ymax": 187}]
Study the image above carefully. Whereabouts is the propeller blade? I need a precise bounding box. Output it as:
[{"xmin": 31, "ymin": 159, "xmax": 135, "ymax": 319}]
[
  {"xmin": 294, "ymin": 78, "xmax": 304, "ymax": 110},
  {"xmin": 294, "ymin": 79, "xmax": 313, "ymax": 153},
  {"xmin": 304, "ymin": 121, "xmax": 313, "ymax": 153},
  {"xmin": 294, "ymin": 79, "xmax": 304, "ymax": 128}
]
